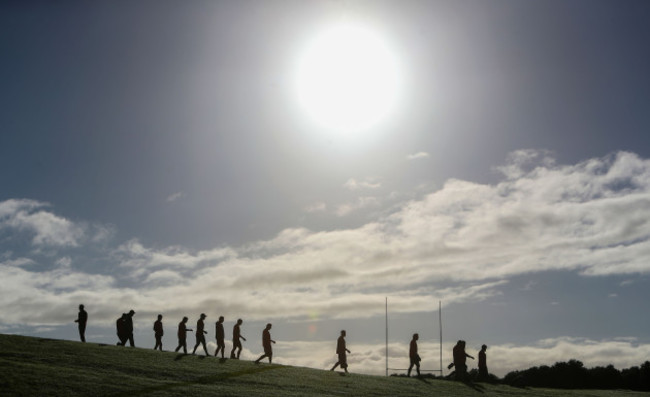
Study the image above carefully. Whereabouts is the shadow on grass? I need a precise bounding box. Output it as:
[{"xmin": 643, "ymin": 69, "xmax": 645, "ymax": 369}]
[
  {"xmin": 416, "ymin": 376, "xmax": 431, "ymax": 385},
  {"xmin": 110, "ymin": 364, "xmax": 284, "ymax": 396},
  {"xmin": 218, "ymin": 358, "xmax": 228, "ymax": 364},
  {"xmin": 174, "ymin": 354, "xmax": 186, "ymax": 361},
  {"xmin": 461, "ymin": 380, "xmax": 486, "ymax": 393}
]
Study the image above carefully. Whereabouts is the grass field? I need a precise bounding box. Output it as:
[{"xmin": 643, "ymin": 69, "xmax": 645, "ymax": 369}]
[{"xmin": 0, "ymin": 334, "xmax": 648, "ymax": 396}]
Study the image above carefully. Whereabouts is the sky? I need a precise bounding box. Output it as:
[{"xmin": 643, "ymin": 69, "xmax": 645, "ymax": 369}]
[{"xmin": 1, "ymin": 0, "xmax": 650, "ymax": 378}]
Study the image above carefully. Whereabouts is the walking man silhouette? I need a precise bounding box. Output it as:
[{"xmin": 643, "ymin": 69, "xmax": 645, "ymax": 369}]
[
  {"xmin": 330, "ymin": 330, "xmax": 351, "ymax": 373},
  {"xmin": 230, "ymin": 319, "xmax": 246, "ymax": 359},
  {"xmin": 116, "ymin": 313, "xmax": 128, "ymax": 346},
  {"xmin": 452, "ymin": 340, "xmax": 474, "ymax": 379},
  {"xmin": 407, "ymin": 333, "xmax": 421, "ymax": 377},
  {"xmin": 192, "ymin": 313, "xmax": 209, "ymax": 356},
  {"xmin": 153, "ymin": 314, "xmax": 163, "ymax": 351},
  {"xmin": 478, "ymin": 344, "xmax": 488, "ymax": 381},
  {"xmin": 254, "ymin": 323, "xmax": 276, "ymax": 364},
  {"xmin": 214, "ymin": 316, "xmax": 226, "ymax": 358},
  {"xmin": 175, "ymin": 316, "xmax": 193, "ymax": 354},
  {"xmin": 74, "ymin": 304, "xmax": 87, "ymax": 343},
  {"xmin": 123, "ymin": 310, "xmax": 136, "ymax": 347}
]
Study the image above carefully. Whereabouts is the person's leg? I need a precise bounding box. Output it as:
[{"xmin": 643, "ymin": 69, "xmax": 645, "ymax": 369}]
[
  {"xmin": 202, "ymin": 340, "xmax": 208, "ymax": 356},
  {"xmin": 408, "ymin": 362, "xmax": 413, "ymax": 377},
  {"xmin": 128, "ymin": 333, "xmax": 135, "ymax": 347},
  {"xmin": 79, "ymin": 325, "xmax": 86, "ymax": 343},
  {"xmin": 416, "ymin": 361, "xmax": 420, "ymax": 376},
  {"xmin": 330, "ymin": 361, "xmax": 340, "ymax": 371}
]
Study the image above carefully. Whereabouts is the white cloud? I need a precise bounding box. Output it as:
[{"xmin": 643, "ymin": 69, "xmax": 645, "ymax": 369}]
[
  {"xmin": 344, "ymin": 178, "xmax": 381, "ymax": 190},
  {"xmin": 406, "ymin": 152, "xmax": 429, "ymax": 160},
  {"xmin": 277, "ymin": 337, "xmax": 650, "ymax": 378},
  {"xmin": 335, "ymin": 196, "xmax": 380, "ymax": 216},
  {"xmin": 0, "ymin": 199, "xmax": 83, "ymax": 247},
  {"xmin": 303, "ymin": 201, "xmax": 327, "ymax": 213},
  {"xmin": 3, "ymin": 151, "xmax": 650, "ymax": 342},
  {"xmin": 166, "ymin": 191, "xmax": 186, "ymax": 202}
]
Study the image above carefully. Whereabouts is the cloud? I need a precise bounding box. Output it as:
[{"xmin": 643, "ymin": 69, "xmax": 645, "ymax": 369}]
[
  {"xmin": 0, "ymin": 257, "xmax": 116, "ymax": 325},
  {"xmin": 115, "ymin": 239, "xmax": 235, "ymax": 276},
  {"xmin": 406, "ymin": 152, "xmax": 429, "ymax": 160},
  {"xmin": 3, "ymin": 151, "xmax": 650, "ymax": 334},
  {"xmin": 166, "ymin": 191, "xmax": 186, "ymax": 203},
  {"xmin": 277, "ymin": 336, "xmax": 650, "ymax": 377},
  {"xmin": 335, "ymin": 196, "xmax": 380, "ymax": 216},
  {"xmin": 343, "ymin": 178, "xmax": 382, "ymax": 190},
  {"xmin": 0, "ymin": 199, "xmax": 83, "ymax": 247},
  {"xmin": 303, "ymin": 201, "xmax": 327, "ymax": 213}
]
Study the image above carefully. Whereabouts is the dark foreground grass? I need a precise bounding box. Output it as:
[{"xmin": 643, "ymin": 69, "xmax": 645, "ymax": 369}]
[{"xmin": 1, "ymin": 334, "xmax": 648, "ymax": 396}]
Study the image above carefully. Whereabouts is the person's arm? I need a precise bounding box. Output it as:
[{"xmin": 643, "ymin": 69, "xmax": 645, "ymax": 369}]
[
  {"xmin": 271, "ymin": 339, "xmax": 276, "ymax": 344},
  {"xmin": 241, "ymin": 335, "xmax": 246, "ymax": 341},
  {"xmin": 466, "ymin": 353, "xmax": 475, "ymax": 359}
]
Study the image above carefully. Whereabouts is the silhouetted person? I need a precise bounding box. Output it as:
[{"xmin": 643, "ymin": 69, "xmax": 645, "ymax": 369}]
[
  {"xmin": 153, "ymin": 314, "xmax": 163, "ymax": 351},
  {"xmin": 230, "ymin": 319, "xmax": 246, "ymax": 359},
  {"xmin": 214, "ymin": 316, "xmax": 226, "ymax": 358},
  {"xmin": 254, "ymin": 323, "xmax": 276, "ymax": 364},
  {"xmin": 116, "ymin": 313, "xmax": 128, "ymax": 346},
  {"xmin": 452, "ymin": 340, "xmax": 474, "ymax": 379},
  {"xmin": 192, "ymin": 313, "xmax": 209, "ymax": 356},
  {"xmin": 330, "ymin": 330, "xmax": 351, "ymax": 373},
  {"xmin": 175, "ymin": 316, "xmax": 193, "ymax": 354},
  {"xmin": 74, "ymin": 304, "xmax": 88, "ymax": 343},
  {"xmin": 407, "ymin": 333, "xmax": 421, "ymax": 377},
  {"xmin": 478, "ymin": 344, "xmax": 488, "ymax": 381},
  {"xmin": 123, "ymin": 310, "xmax": 136, "ymax": 347}
]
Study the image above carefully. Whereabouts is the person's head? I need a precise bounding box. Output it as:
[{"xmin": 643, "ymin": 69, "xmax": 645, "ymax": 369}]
[
  {"xmin": 182, "ymin": 316, "xmax": 188, "ymax": 323},
  {"xmin": 128, "ymin": 309, "xmax": 135, "ymax": 316},
  {"xmin": 413, "ymin": 333, "xmax": 419, "ymax": 340},
  {"xmin": 340, "ymin": 330, "xmax": 346, "ymax": 337},
  {"xmin": 79, "ymin": 304, "xmax": 84, "ymax": 310},
  {"xmin": 237, "ymin": 318, "xmax": 243, "ymax": 325},
  {"xmin": 218, "ymin": 316, "xmax": 224, "ymax": 323},
  {"xmin": 481, "ymin": 344, "xmax": 487, "ymax": 351},
  {"xmin": 461, "ymin": 340, "xmax": 466, "ymax": 347},
  {"xmin": 266, "ymin": 323, "xmax": 272, "ymax": 330},
  {"xmin": 200, "ymin": 313, "xmax": 206, "ymax": 319},
  {"xmin": 157, "ymin": 314, "xmax": 163, "ymax": 320}
]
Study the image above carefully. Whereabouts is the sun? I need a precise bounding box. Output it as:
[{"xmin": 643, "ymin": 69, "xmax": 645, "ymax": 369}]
[{"xmin": 295, "ymin": 23, "xmax": 401, "ymax": 135}]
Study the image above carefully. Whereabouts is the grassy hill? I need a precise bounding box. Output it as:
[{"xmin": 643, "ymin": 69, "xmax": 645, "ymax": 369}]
[{"xmin": 0, "ymin": 334, "xmax": 648, "ymax": 396}]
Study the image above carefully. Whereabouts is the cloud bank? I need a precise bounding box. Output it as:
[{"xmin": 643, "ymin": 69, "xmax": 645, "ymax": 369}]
[{"xmin": 1, "ymin": 151, "xmax": 650, "ymax": 340}]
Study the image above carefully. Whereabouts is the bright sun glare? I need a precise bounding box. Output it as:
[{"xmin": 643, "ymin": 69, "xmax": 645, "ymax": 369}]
[{"xmin": 296, "ymin": 23, "xmax": 401, "ymax": 135}]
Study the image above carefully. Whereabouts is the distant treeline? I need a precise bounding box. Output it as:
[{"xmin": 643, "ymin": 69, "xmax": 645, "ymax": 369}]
[{"xmin": 502, "ymin": 359, "xmax": 650, "ymax": 391}]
